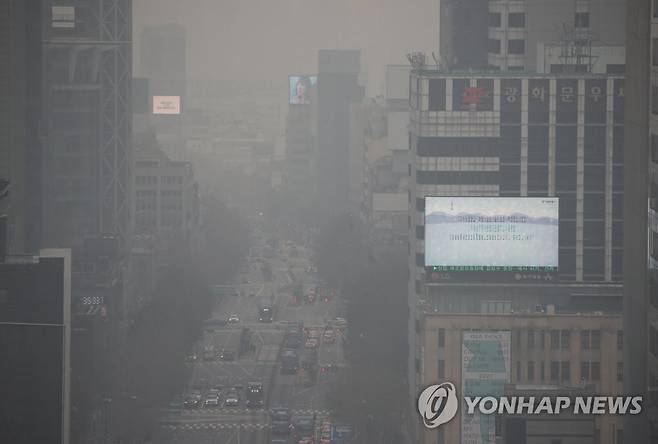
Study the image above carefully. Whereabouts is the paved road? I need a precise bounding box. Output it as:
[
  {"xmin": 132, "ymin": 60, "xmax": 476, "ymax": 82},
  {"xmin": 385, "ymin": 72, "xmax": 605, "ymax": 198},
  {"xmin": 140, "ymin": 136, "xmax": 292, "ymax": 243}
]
[{"xmin": 153, "ymin": 231, "xmax": 346, "ymax": 444}]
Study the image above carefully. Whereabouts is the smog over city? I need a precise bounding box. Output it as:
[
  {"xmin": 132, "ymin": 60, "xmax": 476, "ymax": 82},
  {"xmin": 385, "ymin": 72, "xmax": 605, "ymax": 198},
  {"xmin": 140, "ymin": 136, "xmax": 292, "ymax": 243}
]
[{"xmin": 0, "ymin": 1, "xmax": 654, "ymax": 444}]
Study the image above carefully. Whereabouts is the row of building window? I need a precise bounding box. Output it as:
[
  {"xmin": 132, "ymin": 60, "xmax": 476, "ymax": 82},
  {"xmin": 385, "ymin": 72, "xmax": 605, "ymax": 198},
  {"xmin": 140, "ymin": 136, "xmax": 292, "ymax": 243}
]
[
  {"xmin": 488, "ymin": 38, "xmax": 525, "ymax": 55},
  {"xmin": 489, "ymin": 12, "xmax": 589, "ymax": 30},
  {"xmin": 489, "ymin": 12, "xmax": 526, "ymax": 28},
  {"xmin": 437, "ymin": 328, "xmax": 619, "ymax": 351},
  {"xmin": 437, "ymin": 359, "xmax": 618, "ymax": 384},
  {"xmin": 135, "ymin": 175, "xmax": 184, "ymax": 185},
  {"xmin": 136, "ymin": 190, "xmax": 183, "ymax": 197}
]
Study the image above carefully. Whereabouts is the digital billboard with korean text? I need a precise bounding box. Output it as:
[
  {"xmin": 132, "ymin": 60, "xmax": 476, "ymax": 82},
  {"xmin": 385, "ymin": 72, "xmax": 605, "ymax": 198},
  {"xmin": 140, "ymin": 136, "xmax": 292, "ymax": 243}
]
[{"xmin": 424, "ymin": 197, "xmax": 559, "ymax": 272}]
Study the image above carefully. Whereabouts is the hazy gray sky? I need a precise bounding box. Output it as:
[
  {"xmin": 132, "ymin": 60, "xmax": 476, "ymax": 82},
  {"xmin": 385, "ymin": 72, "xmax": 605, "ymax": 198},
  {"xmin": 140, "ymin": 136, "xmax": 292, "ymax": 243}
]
[{"xmin": 133, "ymin": 0, "xmax": 438, "ymax": 95}]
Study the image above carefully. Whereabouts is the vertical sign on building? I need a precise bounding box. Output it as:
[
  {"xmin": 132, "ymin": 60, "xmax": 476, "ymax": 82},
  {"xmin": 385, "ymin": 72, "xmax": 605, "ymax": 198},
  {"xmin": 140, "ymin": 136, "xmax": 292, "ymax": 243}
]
[
  {"xmin": 461, "ymin": 331, "xmax": 511, "ymax": 444},
  {"xmin": 585, "ymin": 79, "xmax": 607, "ymax": 124},
  {"xmin": 500, "ymin": 78, "xmax": 522, "ymax": 123},
  {"xmin": 556, "ymin": 79, "xmax": 578, "ymax": 124},
  {"xmin": 528, "ymin": 79, "xmax": 549, "ymax": 124}
]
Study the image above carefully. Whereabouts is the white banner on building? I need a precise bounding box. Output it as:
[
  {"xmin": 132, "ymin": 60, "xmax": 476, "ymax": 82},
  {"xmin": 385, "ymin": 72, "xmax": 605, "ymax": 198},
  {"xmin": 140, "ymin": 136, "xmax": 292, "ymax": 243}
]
[{"xmin": 461, "ymin": 331, "xmax": 511, "ymax": 444}]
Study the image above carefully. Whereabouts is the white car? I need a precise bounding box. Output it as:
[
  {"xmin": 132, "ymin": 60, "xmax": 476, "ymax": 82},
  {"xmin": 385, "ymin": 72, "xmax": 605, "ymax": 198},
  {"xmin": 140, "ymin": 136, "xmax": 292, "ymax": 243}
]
[
  {"xmin": 224, "ymin": 388, "xmax": 240, "ymax": 406},
  {"xmin": 227, "ymin": 314, "xmax": 240, "ymax": 324}
]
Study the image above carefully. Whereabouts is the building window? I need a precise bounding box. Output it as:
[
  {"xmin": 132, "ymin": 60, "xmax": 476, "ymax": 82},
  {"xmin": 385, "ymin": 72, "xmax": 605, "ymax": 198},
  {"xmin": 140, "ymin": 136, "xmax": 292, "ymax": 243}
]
[
  {"xmin": 527, "ymin": 361, "xmax": 535, "ymax": 381},
  {"xmin": 561, "ymin": 330, "xmax": 571, "ymax": 350},
  {"xmin": 652, "ymin": 135, "xmax": 658, "ymax": 163},
  {"xmin": 438, "ymin": 359, "xmax": 445, "ymax": 379},
  {"xmin": 652, "ymin": 86, "xmax": 658, "ymax": 115},
  {"xmin": 489, "ymin": 12, "xmax": 501, "ymax": 27},
  {"xmin": 617, "ymin": 362, "xmax": 623, "ymax": 382},
  {"xmin": 516, "ymin": 331, "xmax": 522, "ymax": 349},
  {"xmin": 617, "ymin": 331, "xmax": 623, "ymax": 351},
  {"xmin": 653, "ymin": 38, "xmax": 658, "ymax": 66},
  {"xmin": 561, "ymin": 361, "xmax": 571, "ymax": 383},
  {"xmin": 508, "ymin": 12, "xmax": 525, "ymax": 28},
  {"xmin": 581, "ymin": 361, "xmax": 590, "ymax": 381},
  {"xmin": 551, "ymin": 330, "xmax": 560, "ymax": 350},
  {"xmin": 591, "ymin": 362, "xmax": 601, "ymax": 381},
  {"xmin": 516, "ymin": 361, "xmax": 522, "ymax": 381},
  {"xmin": 540, "ymin": 361, "xmax": 545, "ymax": 381},
  {"xmin": 575, "ymin": 12, "xmax": 589, "ymax": 28},
  {"xmin": 550, "ymin": 361, "xmax": 559, "ymax": 381},
  {"xmin": 438, "ymin": 329, "xmax": 445, "ymax": 348},
  {"xmin": 654, "ymin": 0, "xmax": 658, "ymax": 17},
  {"xmin": 488, "ymin": 38, "xmax": 501, "ymax": 54},
  {"xmin": 581, "ymin": 330, "xmax": 590, "ymax": 350},
  {"xmin": 508, "ymin": 65, "xmax": 525, "ymax": 71},
  {"xmin": 591, "ymin": 330, "xmax": 601, "ymax": 350},
  {"xmin": 428, "ymin": 79, "xmax": 446, "ymax": 111},
  {"xmin": 540, "ymin": 330, "xmax": 545, "ymax": 350},
  {"xmin": 508, "ymin": 39, "xmax": 525, "ymax": 55},
  {"xmin": 527, "ymin": 330, "xmax": 535, "ymax": 349}
]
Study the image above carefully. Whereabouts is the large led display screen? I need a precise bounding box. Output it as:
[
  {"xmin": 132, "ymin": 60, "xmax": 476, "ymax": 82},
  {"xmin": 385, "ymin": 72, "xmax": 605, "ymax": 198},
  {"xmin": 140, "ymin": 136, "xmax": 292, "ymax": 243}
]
[
  {"xmin": 424, "ymin": 197, "xmax": 558, "ymax": 271},
  {"xmin": 289, "ymin": 75, "xmax": 317, "ymax": 105}
]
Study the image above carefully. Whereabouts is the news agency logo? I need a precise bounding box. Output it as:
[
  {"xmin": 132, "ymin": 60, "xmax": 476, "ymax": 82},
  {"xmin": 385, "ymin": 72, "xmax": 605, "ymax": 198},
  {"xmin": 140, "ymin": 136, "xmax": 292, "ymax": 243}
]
[
  {"xmin": 417, "ymin": 382, "xmax": 459, "ymax": 428},
  {"xmin": 418, "ymin": 382, "xmax": 644, "ymax": 429}
]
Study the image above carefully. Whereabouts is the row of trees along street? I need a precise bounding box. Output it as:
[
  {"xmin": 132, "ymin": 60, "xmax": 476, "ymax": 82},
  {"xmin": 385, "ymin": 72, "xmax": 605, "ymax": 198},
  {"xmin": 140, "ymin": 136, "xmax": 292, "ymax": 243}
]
[
  {"xmin": 108, "ymin": 195, "xmax": 249, "ymax": 442},
  {"xmin": 315, "ymin": 212, "xmax": 408, "ymax": 444}
]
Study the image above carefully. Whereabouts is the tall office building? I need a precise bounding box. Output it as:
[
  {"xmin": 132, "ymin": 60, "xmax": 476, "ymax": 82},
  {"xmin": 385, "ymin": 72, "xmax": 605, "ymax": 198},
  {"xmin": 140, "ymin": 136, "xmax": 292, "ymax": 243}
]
[
  {"xmin": 0, "ymin": 246, "xmax": 72, "ymax": 444},
  {"xmin": 439, "ymin": 0, "xmax": 489, "ymax": 69},
  {"xmin": 316, "ymin": 50, "xmax": 364, "ymax": 219},
  {"xmin": 139, "ymin": 24, "xmax": 186, "ymax": 101},
  {"xmin": 139, "ymin": 23, "xmax": 186, "ymax": 147},
  {"xmin": 406, "ymin": 69, "xmax": 625, "ymax": 442},
  {"xmin": 624, "ymin": 1, "xmax": 658, "ymax": 442},
  {"xmin": 285, "ymin": 79, "xmax": 317, "ymax": 214},
  {"xmin": 0, "ymin": 1, "xmax": 43, "ymax": 253},
  {"xmin": 487, "ymin": 0, "xmax": 625, "ymax": 72},
  {"xmin": 41, "ymin": 1, "xmax": 132, "ymax": 250}
]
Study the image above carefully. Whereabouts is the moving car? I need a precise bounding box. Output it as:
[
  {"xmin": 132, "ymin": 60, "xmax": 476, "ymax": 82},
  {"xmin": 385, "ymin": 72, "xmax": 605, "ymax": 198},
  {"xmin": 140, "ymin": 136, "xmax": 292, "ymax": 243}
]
[
  {"xmin": 224, "ymin": 388, "xmax": 240, "ymax": 406},
  {"xmin": 204, "ymin": 393, "xmax": 220, "ymax": 407},
  {"xmin": 246, "ymin": 381, "xmax": 264, "ymax": 408},
  {"xmin": 227, "ymin": 314, "xmax": 240, "ymax": 323},
  {"xmin": 203, "ymin": 317, "xmax": 227, "ymax": 331},
  {"xmin": 219, "ymin": 349, "xmax": 235, "ymax": 361},
  {"xmin": 203, "ymin": 345, "xmax": 216, "ymax": 361},
  {"xmin": 185, "ymin": 353, "xmax": 198, "ymax": 363},
  {"xmin": 293, "ymin": 415, "xmax": 316, "ymax": 442},
  {"xmin": 270, "ymin": 407, "xmax": 292, "ymax": 434},
  {"xmin": 183, "ymin": 391, "xmax": 202, "ymax": 409}
]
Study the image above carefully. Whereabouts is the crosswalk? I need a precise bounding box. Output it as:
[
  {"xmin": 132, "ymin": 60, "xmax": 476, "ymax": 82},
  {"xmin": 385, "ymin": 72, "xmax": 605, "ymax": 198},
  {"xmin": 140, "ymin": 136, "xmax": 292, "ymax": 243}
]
[
  {"xmin": 160, "ymin": 422, "xmax": 269, "ymax": 431},
  {"xmin": 174, "ymin": 408, "xmax": 331, "ymax": 416}
]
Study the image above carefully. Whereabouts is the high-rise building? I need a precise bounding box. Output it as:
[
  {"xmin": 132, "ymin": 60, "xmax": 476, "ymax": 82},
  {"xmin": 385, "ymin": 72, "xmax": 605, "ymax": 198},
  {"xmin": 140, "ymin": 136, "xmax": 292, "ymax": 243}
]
[
  {"xmin": 139, "ymin": 23, "xmax": 186, "ymax": 148},
  {"xmin": 0, "ymin": 0, "xmax": 43, "ymax": 253},
  {"xmin": 133, "ymin": 148, "xmax": 199, "ymax": 242},
  {"xmin": 41, "ymin": 1, "xmax": 132, "ymax": 250},
  {"xmin": 487, "ymin": 0, "xmax": 625, "ymax": 72},
  {"xmin": 139, "ymin": 24, "xmax": 186, "ymax": 102},
  {"xmin": 406, "ymin": 68, "xmax": 625, "ymax": 441},
  {"xmin": 316, "ymin": 50, "xmax": 364, "ymax": 219},
  {"xmin": 0, "ymin": 247, "xmax": 72, "ymax": 444},
  {"xmin": 285, "ymin": 89, "xmax": 317, "ymax": 212},
  {"xmin": 624, "ymin": 1, "xmax": 658, "ymax": 442},
  {"xmin": 439, "ymin": 0, "xmax": 489, "ymax": 69}
]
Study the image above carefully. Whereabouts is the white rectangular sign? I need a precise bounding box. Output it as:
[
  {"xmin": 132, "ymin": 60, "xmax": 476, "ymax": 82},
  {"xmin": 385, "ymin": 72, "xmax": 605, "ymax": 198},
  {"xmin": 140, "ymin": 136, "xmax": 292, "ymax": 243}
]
[{"xmin": 152, "ymin": 96, "xmax": 181, "ymax": 115}]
